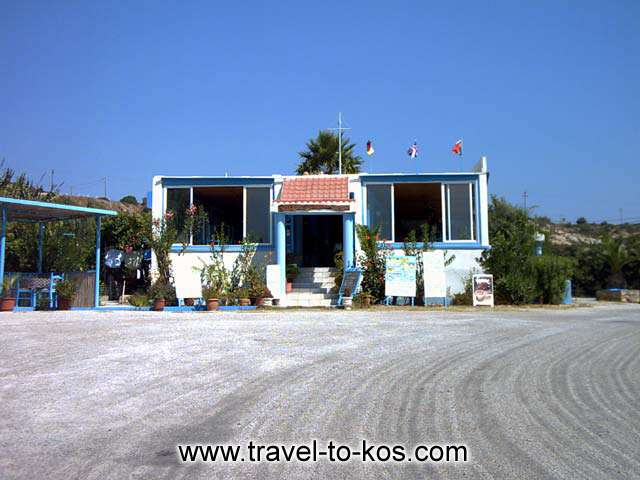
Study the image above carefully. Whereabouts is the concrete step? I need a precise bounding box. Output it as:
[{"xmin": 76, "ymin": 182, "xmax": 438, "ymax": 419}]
[
  {"xmin": 290, "ymin": 287, "xmax": 335, "ymax": 294},
  {"xmin": 286, "ymin": 297, "xmax": 338, "ymax": 307},
  {"xmin": 294, "ymin": 273, "xmax": 337, "ymax": 281},
  {"xmin": 286, "ymin": 292, "xmax": 338, "ymax": 300},
  {"xmin": 291, "ymin": 281, "xmax": 336, "ymax": 289},
  {"xmin": 297, "ymin": 267, "xmax": 337, "ymax": 273}
]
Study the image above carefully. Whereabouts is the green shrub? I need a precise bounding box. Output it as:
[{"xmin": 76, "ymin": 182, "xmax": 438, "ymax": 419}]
[
  {"xmin": 128, "ymin": 292, "xmax": 149, "ymax": 308},
  {"xmin": 356, "ymin": 224, "xmax": 387, "ymax": 302},
  {"xmin": 451, "ymin": 274, "xmax": 473, "ymax": 306},
  {"xmin": 148, "ymin": 279, "xmax": 175, "ymax": 301},
  {"xmin": 533, "ymin": 255, "xmax": 573, "ymax": 304},
  {"xmin": 119, "ymin": 195, "xmax": 138, "ymax": 205},
  {"xmin": 55, "ymin": 279, "xmax": 78, "ymax": 300}
]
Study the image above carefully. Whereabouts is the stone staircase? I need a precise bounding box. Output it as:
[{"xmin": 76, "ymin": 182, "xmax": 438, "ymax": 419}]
[{"xmin": 287, "ymin": 267, "xmax": 339, "ymax": 307}]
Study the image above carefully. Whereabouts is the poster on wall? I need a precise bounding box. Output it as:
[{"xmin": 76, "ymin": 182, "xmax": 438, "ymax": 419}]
[
  {"xmin": 472, "ymin": 274, "xmax": 494, "ymax": 307},
  {"xmin": 423, "ymin": 251, "xmax": 446, "ymax": 301},
  {"xmin": 385, "ymin": 252, "xmax": 417, "ymax": 298}
]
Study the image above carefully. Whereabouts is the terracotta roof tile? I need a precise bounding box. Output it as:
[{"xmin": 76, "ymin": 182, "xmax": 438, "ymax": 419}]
[{"xmin": 277, "ymin": 176, "xmax": 351, "ymax": 204}]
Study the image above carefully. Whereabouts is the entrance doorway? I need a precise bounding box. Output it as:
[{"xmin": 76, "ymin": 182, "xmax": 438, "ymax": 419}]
[{"xmin": 289, "ymin": 215, "xmax": 342, "ymax": 267}]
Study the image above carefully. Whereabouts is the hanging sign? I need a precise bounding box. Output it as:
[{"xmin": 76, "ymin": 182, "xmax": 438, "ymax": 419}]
[
  {"xmin": 472, "ymin": 274, "xmax": 494, "ymax": 307},
  {"xmin": 385, "ymin": 252, "xmax": 417, "ymax": 298}
]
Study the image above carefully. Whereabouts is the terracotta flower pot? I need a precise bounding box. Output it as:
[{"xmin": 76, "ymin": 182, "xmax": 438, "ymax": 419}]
[
  {"xmin": 206, "ymin": 298, "xmax": 219, "ymax": 311},
  {"xmin": 286, "ymin": 282, "xmax": 293, "ymax": 293},
  {"xmin": 255, "ymin": 297, "xmax": 264, "ymax": 307},
  {"xmin": 57, "ymin": 297, "xmax": 72, "ymax": 311},
  {"xmin": 0, "ymin": 297, "xmax": 16, "ymax": 312},
  {"xmin": 151, "ymin": 298, "xmax": 165, "ymax": 311},
  {"xmin": 239, "ymin": 298, "xmax": 251, "ymax": 307}
]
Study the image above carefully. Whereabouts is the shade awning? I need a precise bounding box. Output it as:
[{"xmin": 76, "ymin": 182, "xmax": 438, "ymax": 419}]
[{"xmin": 0, "ymin": 196, "xmax": 118, "ymax": 222}]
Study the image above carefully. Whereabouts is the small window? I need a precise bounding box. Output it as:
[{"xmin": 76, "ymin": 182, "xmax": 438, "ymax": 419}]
[
  {"xmin": 246, "ymin": 187, "xmax": 271, "ymax": 243},
  {"xmin": 366, "ymin": 184, "xmax": 392, "ymax": 241},
  {"xmin": 166, "ymin": 188, "xmax": 190, "ymax": 242},
  {"xmin": 445, "ymin": 183, "xmax": 475, "ymax": 241}
]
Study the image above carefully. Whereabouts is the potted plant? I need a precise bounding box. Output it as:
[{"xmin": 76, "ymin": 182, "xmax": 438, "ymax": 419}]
[
  {"xmin": 202, "ymin": 284, "xmax": 221, "ymax": 311},
  {"xmin": 238, "ymin": 288, "xmax": 251, "ymax": 307},
  {"xmin": 262, "ymin": 287, "xmax": 273, "ymax": 307},
  {"xmin": 249, "ymin": 277, "xmax": 266, "ymax": 306},
  {"xmin": 0, "ymin": 277, "xmax": 17, "ymax": 312},
  {"xmin": 149, "ymin": 279, "xmax": 172, "ymax": 311},
  {"xmin": 286, "ymin": 264, "xmax": 299, "ymax": 293},
  {"xmin": 360, "ymin": 291, "xmax": 373, "ymax": 307},
  {"xmin": 55, "ymin": 279, "xmax": 78, "ymax": 310},
  {"xmin": 128, "ymin": 292, "xmax": 150, "ymax": 310},
  {"xmin": 342, "ymin": 287, "xmax": 353, "ymax": 309}
]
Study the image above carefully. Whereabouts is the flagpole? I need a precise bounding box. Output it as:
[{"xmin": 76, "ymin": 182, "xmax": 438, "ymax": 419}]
[{"xmin": 338, "ymin": 112, "xmax": 342, "ymax": 175}]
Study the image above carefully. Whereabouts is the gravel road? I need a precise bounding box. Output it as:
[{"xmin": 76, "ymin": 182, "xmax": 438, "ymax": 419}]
[{"xmin": 1, "ymin": 304, "xmax": 639, "ymax": 479}]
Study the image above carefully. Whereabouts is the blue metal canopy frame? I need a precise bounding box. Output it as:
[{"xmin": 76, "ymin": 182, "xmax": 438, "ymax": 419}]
[{"xmin": 0, "ymin": 196, "xmax": 118, "ymax": 308}]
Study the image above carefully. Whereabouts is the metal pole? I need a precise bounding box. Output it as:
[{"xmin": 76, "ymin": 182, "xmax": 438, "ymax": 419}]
[
  {"xmin": 0, "ymin": 207, "xmax": 6, "ymax": 295},
  {"xmin": 338, "ymin": 112, "xmax": 342, "ymax": 175},
  {"xmin": 94, "ymin": 216, "xmax": 101, "ymax": 308},
  {"xmin": 37, "ymin": 223, "xmax": 44, "ymax": 274}
]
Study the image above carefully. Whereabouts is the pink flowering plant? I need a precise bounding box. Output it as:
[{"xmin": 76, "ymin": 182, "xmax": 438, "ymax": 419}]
[{"xmin": 150, "ymin": 211, "xmax": 179, "ymax": 283}]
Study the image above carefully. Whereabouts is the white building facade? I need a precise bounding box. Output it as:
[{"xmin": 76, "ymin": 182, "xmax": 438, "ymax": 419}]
[{"xmin": 151, "ymin": 157, "xmax": 490, "ymax": 306}]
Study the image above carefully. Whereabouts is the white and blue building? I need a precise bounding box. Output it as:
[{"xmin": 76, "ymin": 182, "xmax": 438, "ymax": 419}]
[{"xmin": 151, "ymin": 157, "xmax": 490, "ymax": 306}]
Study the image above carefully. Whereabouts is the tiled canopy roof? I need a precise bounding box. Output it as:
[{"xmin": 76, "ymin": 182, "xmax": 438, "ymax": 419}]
[{"xmin": 276, "ymin": 176, "xmax": 351, "ymax": 204}]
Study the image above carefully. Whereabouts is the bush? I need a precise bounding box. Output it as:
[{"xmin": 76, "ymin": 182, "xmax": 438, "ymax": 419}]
[
  {"xmin": 533, "ymin": 256, "xmax": 573, "ymax": 304},
  {"xmin": 202, "ymin": 284, "xmax": 221, "ymax": 300},
  {"xmin": 451, "ymin": 273, "xmax": 473, "ymax": 306},
  {"xmin": 576, "ymin": 217, "xmax": 587, "ymax": 225},
  {"xmin": 148, "ymin": 279, "xmax": 175, "ymax": 301},
  {"xmin": 120, "ymin": 195, "xmax": 138, "ymax": 205},
  {"xmin": 482, "ymin": 196, "xmax": 573, "ymax": 305},
  {"xmin": 55, "ymin": 279, "xmax": 78, "ymax": 300},
  {"xmin": 356, "ymin": 225, "xmax": 387, "ymax": 302},
  {"xmin": 128, "ymin": 292, "xmax": 149, "ymax": 308}
]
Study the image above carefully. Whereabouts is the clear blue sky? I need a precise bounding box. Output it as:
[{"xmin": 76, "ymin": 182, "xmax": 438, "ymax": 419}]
[{"xmin": 1, "ymin": 0, "xmax": 639, "ymax": 223}]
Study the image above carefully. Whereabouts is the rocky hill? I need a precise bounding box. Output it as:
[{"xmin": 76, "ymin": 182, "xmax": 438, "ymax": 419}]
[{"xmin": 55, "ymin": 195, "xmax": 148, "ymax": 215}]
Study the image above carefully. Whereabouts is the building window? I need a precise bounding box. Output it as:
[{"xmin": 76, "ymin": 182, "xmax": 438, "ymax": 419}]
[
  {"xmin": 393, "ymin": 183, "xmax": 442, "ymax": 242},
  {"xmin": 166, "ymin": 188, "xmax": 190, "ymax": 242},
  {"xmin": 366, "ymin": 184, "xmax": 392, "ymax": 241},
  {"xmin": 166, "ymin": 185, "xmax": 272, "ymax": 246},
  {"xmin": 193, "ymin": 187, "xmax": 244, "ymax": 244},
  {"xmin": 445, "ymin": 183, "xmax": 475, "ymax": 241},
  {"xmin": 245, "ymin": 187, "xmax": 271, "ymax": 243}
]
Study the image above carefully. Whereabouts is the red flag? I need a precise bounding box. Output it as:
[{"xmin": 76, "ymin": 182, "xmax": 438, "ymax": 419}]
[{"xmin": 452, "ymin": 139, "xmax": 463, "ymax": 155}]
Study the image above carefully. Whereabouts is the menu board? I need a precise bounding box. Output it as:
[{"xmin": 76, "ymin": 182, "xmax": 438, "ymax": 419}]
[
  {"xmin": 472, "ymin": 274, "xmax": 494, "ymax": 307},
  {"xmin": 385, "ymin": 252, "xmax": 417, "ymax": 298}
]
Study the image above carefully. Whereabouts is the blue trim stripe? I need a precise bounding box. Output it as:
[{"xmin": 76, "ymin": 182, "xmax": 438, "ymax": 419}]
[
  {"xmin": 0, "ymin": 196, "xmax": 118, "ymax": 217},
  {"xmin": 162, "ymin": 177, "xmax": 274, "ymax": 187},
  {"xmin": 378, "ymin": 242, "xmax": 490, "ymax": 251},
  {"xmin": 170, "ymin": 244, "xmax": 274, "ymax": 253},
  {"xmin": 360, "ymin": 173, "xmax": 480, "ymax": 184}
]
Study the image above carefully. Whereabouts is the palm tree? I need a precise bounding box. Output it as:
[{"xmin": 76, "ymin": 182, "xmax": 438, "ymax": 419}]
[
  {"xmin": 600, "ymin": 234, "xmax": 630, "ymax": 288},
  {"xmin": 296, "ymin": 130, "xmax": 362, "ymax": 175}
]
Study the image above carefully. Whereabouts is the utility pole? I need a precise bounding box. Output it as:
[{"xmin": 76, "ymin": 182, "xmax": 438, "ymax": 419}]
[
  {"xmin": 329, "ymin": 112, "xmax": 351, "ymax": 175},
  {"xmin": 102, "ymin": 177, "xmax": 107, "ymax": 198},
  {"xmin": 50, "ymin": 169, "xmax": 54, "ymax": 192},
  {"xmin": 523, "ymin": 191, "xmax": 528, "ymax": 212}
]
